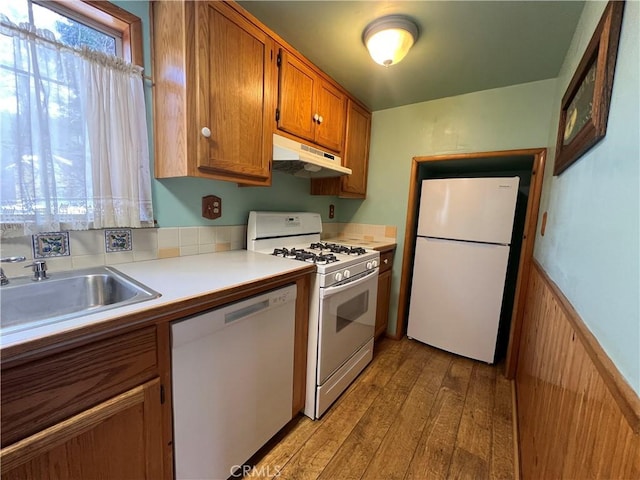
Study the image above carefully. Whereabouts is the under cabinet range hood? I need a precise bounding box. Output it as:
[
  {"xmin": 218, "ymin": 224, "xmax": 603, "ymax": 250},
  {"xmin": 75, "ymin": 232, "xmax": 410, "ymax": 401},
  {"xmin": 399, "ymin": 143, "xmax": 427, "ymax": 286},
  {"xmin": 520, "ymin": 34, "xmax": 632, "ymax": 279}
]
[{"xmin": 272, "ymin": 133, "xmax": 352, "ymax": 178}]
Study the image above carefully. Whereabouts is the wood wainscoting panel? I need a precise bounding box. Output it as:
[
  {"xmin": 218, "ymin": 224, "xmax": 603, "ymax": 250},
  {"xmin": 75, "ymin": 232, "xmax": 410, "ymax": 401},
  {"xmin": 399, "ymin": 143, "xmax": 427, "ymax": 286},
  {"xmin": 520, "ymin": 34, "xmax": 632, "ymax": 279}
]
[{"xmin": 516, "ymin": 261, "xmax": 640, "ymax": 479}]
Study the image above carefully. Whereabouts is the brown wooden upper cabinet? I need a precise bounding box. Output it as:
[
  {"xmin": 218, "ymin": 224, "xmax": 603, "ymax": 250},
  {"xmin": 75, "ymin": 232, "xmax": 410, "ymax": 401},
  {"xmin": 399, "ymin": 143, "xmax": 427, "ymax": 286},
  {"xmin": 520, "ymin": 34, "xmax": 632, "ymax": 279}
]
[
  {"xmin": 153, "ymin": 1, "xmax": 276, "ymax": 186},
  {"xmin": 153, "ymin": 1, "xmax": 370, "ymax": 189},
  {"xmin": 310, "ymin": 99, "xmax": 372, "ymax": 198},
  {"xmin": 340, "ymin": 100, "xmax": 372, "ymax": 197},
  {"xmin": 277, "ymin": 49, "xmax": 346, "ymax": 153}
]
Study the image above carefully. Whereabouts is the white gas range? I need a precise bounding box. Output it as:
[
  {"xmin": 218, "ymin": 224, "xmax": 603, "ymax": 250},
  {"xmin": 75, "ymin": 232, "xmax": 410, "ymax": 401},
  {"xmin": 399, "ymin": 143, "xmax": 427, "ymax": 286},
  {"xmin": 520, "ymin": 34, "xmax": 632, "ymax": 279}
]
[{"xmin": 247, "ymin": 211, "xmax": 379, "ymax": 419}]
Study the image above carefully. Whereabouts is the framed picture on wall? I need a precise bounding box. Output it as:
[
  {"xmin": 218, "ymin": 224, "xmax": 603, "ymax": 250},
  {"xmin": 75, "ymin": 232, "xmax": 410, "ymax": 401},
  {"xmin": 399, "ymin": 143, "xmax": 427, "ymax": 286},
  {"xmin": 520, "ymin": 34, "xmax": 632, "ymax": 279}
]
[{"xmin": 553, "ymin": 0, "xmax": 625, "ymax": 176}]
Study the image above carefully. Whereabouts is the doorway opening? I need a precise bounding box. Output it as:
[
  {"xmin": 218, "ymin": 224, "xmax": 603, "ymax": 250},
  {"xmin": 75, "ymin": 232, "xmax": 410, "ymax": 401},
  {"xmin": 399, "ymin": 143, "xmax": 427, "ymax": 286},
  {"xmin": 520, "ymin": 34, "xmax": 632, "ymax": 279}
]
[{"xmin": 395, "ymin": 148, "xmax": 546, "ymax": 377}]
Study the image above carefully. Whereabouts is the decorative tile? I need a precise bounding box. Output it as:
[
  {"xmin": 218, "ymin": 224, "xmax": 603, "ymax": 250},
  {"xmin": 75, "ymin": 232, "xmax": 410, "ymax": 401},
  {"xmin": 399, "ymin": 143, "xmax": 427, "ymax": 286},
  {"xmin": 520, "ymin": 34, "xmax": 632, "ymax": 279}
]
[
  {"xmin": 105, "ymin": 229, "xmax": 132, "ymax": 253},
  {"xmin": 32, "ymin": 232, "xmax": 70, "ymax": 258}
]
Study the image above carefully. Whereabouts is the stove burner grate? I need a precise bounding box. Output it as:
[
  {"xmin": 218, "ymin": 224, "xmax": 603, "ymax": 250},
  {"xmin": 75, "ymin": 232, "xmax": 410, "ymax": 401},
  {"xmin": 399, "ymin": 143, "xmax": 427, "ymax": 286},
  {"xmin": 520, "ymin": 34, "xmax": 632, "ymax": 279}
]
[
  {"xmin": 309, "ymin": 242, "xmax": 367, "ymax": 256},
  {"xmin": 272, "ymin": 247, "xmax": 340, "ymax": 265}
]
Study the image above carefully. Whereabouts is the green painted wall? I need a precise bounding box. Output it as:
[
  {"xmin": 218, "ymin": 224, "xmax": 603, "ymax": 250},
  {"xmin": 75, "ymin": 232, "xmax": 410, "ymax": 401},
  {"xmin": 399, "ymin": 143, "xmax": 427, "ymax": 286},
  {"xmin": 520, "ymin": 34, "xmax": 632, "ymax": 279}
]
[
  {"xmin": 120, "ymin": 1, "xmax": 640, "ymax": 394},
  {"xmin": 113, "ymin": 1, "xmax": 342, "ymax": 227},
  {"xmin": 340, "ymin": 79, "xmax": 558, "ymax": 336},
  {"xmin": 155, "ymin": 174, "xmax": 341, "ymax": 226},
  {"xmin": 535, "ymin": 1, "xmax": 639, "ymax": 393}
]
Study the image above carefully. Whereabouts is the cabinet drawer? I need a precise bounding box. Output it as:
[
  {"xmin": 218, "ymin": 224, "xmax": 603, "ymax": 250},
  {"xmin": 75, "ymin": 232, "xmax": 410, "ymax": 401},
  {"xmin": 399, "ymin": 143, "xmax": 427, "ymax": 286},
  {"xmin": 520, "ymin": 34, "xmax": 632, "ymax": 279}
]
[
  {"xmin": 1, "ymin": 326, "xmax": 158, "ymax": 447},
  {"xmin": 379, "ymin": 250, "xmax": 394, "ymax": 273}
]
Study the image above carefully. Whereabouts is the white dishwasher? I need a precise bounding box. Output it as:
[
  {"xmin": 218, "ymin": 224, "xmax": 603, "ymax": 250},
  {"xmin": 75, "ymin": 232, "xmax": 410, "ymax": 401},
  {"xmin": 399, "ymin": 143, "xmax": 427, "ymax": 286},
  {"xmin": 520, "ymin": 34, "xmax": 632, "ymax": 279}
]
[{"xmin": 171, "ymin": 284, "xmax": 296, "ymax": 480}]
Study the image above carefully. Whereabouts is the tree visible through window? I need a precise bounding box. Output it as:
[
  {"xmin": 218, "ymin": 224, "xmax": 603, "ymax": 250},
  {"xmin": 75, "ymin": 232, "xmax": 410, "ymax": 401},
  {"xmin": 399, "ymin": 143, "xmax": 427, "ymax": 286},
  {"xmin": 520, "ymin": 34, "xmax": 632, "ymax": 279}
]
[{"xmin": 0, "ymin": 0, "xmax": 153, "ymax": 236}]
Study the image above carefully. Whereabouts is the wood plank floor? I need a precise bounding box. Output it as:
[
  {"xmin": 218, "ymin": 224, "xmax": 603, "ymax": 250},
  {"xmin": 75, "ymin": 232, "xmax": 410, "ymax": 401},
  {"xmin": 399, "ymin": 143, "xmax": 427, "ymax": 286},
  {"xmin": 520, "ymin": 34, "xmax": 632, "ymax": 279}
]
[{"xmin": 250, "ymin": 337, "xmax": 516, "ymax": 480}]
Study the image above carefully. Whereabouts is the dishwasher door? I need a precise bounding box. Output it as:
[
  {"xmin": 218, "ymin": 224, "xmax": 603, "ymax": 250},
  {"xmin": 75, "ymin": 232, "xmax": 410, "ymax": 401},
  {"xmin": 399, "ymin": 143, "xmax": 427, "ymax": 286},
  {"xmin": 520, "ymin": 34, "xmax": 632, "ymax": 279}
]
[{"xmin": 171, "ymin": 284, "xmax": 297, "ymax": 480}]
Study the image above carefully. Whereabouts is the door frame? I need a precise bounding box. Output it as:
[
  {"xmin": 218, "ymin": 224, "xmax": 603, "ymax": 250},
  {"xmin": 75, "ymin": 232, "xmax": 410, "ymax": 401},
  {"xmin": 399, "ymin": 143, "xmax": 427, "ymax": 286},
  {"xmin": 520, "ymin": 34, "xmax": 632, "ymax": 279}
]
[{"xmin": 393, "ymin": 148, "xmax": 546, "ymax": 379}]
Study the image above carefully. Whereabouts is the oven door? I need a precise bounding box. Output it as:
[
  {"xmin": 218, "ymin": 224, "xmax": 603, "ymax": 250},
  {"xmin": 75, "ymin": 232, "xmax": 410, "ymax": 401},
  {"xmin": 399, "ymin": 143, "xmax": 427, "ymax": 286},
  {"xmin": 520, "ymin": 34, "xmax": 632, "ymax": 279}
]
[{"xmin": 317, "ymin": 268, "xmax": 378, "ymax": 384}]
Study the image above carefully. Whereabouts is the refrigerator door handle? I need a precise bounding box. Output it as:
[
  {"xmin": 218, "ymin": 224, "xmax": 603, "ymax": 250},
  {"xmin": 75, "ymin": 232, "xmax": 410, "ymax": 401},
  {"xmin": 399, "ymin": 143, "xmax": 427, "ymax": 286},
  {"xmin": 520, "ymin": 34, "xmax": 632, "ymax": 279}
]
[{"xmin": 421, "ymin": 235, "xmax": 509, "ymax": 247}]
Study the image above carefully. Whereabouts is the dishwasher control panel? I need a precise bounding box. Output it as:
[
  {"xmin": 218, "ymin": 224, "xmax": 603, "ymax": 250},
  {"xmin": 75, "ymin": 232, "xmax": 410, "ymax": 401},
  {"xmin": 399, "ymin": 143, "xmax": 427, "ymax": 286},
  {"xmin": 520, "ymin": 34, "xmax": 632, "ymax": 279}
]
[{"xmin": 271, "ymin": 288, "xmax": 294, "ymax": 307}]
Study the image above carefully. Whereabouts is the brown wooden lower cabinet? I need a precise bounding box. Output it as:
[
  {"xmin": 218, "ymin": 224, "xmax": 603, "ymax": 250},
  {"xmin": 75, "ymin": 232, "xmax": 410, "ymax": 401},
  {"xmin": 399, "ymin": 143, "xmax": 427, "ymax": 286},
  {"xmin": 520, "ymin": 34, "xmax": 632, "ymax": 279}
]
[
  {"xmin": 0, "ymin": 273, "xmax": 313, "ymax": 479},
  {"xmin": 0, "ymin": 378, "xmax": 163, "ymax": 480},
  {"xmin": 375, "ymin": 248, "xmax": 395, "ymax": 340}
]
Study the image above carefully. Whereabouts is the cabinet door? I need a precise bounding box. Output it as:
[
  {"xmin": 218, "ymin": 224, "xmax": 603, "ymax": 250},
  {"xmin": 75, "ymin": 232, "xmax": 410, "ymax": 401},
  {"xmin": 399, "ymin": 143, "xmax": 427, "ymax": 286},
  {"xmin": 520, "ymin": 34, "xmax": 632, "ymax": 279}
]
[
  {"xmin": 340, "ymin": 100, "xmax": 371, "ymax": 197},
  {"xmin": 0, "ymin": 379, "xmax": 164, "ymax": 480},
  {"xmin": 314, "ymin": 80, "xmax": 346, "ymax": 152},
  {"xmin": 277, "ymin": 49, "xmax": 316, "ymax": 143},
  {"xmin": 197, "ymin": 2, "xmax": 274, "ymax": 182},
  {"xmin": 375, "ymin": 269, "xmax": 392, "ymax": 340}
]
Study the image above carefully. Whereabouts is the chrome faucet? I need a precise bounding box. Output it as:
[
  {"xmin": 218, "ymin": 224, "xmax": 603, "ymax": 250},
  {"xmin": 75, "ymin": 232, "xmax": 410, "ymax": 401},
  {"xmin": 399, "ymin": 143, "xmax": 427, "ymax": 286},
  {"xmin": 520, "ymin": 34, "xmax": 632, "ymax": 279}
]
[{"xmin": 0, "ymin": 256, "xmax": 27, "ymax": 285}]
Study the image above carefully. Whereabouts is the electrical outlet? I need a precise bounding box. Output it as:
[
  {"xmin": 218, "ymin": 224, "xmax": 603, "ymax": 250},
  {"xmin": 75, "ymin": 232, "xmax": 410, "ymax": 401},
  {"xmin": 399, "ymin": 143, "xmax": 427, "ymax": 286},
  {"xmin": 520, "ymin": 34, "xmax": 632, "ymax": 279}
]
[
  {"xmin": 329, "ymin": 204, "xmax": 335, "ymax": 219},
  {"xmin": 202, "ymin": 195, "xmax": 221, "ymax": 220}
]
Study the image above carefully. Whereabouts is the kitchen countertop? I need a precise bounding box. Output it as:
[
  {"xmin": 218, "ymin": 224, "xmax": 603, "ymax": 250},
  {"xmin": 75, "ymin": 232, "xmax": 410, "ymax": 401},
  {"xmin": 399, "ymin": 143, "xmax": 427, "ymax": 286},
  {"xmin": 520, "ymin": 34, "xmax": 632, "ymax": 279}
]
[{"xmin": 1, "ymin": 250, "xmax": 314, "ymax": 356}]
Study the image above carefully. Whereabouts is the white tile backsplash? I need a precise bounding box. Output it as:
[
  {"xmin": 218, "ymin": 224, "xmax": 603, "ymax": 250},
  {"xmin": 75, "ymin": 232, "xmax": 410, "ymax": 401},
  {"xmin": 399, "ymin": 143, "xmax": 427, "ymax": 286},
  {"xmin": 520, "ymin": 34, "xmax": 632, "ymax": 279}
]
[
  {"xmin": 0, "ymin": 221, "xmax": 393, "ymax": 279},
  {"xmin": 198, "ymin": 243, "xmax": 216, "ymax": 254},
  {"xmin": 132, "ymin": 228, "xmax": 157, "ymax": 253},
  {"xmin": 323, "ymin": 222, "xmax": 397, "ymax": 244},
  {"xmin": 133, "ymin": 249, "xmax": 158, "ymax": 262},
  {"xmin": 0, "ymin": 225, "xmax": 249, "ymax": 278},
  {"xmin": 215, "ymin": 226, "xmax": 231, "ymax": 243},
  {"xmin": 179, "ymin": 227, "xmax": 199, "ymax": 246},
  {"xmin": 105, "ymin": 251, "xmax": 135, "ymax": 264},
  {"xmin": 0, "ymin": 236, "xmax": 33, "ymax": 264},
  {"xmin": 198, "ymin": 226, "xmax": 217, "ymax": 244},
  {"xmin": 72, "ymin": 254, "xmax": 106, "ymax": 269},
  {"xmin": 41, "ymin": 256, "xmax": 74, "ymax": 274},
  {"xmin": 179, "ymin": 245, "xmax": 199, "ymax": 256},
  {"xmin": 157, "ymin": 228, "xmax": 179, "ymax": 249},
  {"xmin": 71, "ymin": 230, "xmax": 104, "ymax": 255}
]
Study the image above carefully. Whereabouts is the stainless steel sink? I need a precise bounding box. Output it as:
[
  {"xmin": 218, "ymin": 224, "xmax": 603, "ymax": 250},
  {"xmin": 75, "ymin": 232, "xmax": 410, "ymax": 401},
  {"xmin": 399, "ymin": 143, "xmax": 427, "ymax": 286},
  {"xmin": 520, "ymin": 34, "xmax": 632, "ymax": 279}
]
[{"xmin": 1, "ymin": 266, "xmax": 161, "ymax": 334}]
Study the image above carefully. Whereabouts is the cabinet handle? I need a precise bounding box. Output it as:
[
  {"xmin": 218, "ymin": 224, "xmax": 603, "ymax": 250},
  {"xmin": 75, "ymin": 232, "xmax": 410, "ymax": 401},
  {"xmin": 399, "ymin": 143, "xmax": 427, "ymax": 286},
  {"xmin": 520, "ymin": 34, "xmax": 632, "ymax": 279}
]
[
  {"xmin": 384, "ymin": 258, "xmax": 389, "ymax": 264},
  {"xmin": 317, "ymin": 115, "xmax": 324, "ymax": 124},
  {"xmin": 312, "ymin": 113, "xmax": 319, "ymax": 123},
  {"xmin": 201, "ymin": 127, "xmax": 212, "ymax": 138}
]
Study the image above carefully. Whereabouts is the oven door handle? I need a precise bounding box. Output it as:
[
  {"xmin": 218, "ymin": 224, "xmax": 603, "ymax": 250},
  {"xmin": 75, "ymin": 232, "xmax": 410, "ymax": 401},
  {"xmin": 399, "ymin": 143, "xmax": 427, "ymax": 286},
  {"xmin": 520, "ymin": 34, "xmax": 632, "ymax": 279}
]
[{"xmin": 321, "ymin": 267, "xmax": 379, "ymax": 298}]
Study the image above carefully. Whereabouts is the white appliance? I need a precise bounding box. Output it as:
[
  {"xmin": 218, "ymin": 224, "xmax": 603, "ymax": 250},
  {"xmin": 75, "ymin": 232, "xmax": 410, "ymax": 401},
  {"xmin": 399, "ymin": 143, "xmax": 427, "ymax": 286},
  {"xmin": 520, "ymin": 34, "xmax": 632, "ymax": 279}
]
[
  {"xmin": 271, "ymin": 133, "xmax": 352, "ymax": 178},
  {"xmin": 171, "ymin": 284, "xmax": 296, "ymax": 480},
  {"xmin": 247, "ymin": 211, "xmax": 379, "ymax": 419},
  {"xmin": 407, "ymin": 177, "xmax": 520, "ymax": 363}
]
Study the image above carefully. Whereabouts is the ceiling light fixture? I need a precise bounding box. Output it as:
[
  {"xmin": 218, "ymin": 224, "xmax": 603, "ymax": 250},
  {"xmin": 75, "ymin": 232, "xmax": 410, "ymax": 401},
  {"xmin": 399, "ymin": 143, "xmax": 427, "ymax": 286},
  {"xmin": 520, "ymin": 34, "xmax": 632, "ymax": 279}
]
[{"xmin": 363, "ymin": 15, "xmax": 419, "ymax": 67}]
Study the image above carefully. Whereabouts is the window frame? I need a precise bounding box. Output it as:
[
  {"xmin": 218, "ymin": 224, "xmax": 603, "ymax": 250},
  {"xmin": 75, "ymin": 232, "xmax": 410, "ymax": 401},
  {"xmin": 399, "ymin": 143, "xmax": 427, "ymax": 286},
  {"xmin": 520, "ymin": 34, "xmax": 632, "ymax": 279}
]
[
  {"xmin": 40, "ymin": 0, "xmax": 143, "ymax": 66},
  {"xmin": 0, "ymin": 0, "xmax": 148, "ymax": 230}
]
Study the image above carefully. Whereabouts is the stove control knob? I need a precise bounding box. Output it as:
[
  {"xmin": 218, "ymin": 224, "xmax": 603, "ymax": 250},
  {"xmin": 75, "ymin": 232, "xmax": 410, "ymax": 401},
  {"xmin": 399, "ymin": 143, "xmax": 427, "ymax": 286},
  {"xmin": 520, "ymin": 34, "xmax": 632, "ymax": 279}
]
[
  {"xmin": 334, "ymin": 272, "xmax": 343, "ymax": 282},
  {"xmin": 372, "ymin": 260, "xmax": 378, "ymax": 268},
  {"xmin": 366, "ymin": 261, "xmax": 372, "ymax": 269},
  {"xmin": 344, "ymin": 270, "xmax": 351, "ymax": 278}
]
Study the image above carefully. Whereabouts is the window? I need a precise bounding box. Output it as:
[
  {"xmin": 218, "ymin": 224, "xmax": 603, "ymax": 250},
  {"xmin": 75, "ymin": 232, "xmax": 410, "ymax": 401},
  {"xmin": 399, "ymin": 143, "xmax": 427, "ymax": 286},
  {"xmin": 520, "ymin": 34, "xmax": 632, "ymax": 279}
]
[{"xmin": 0, "ymin": 1, "xmax": 152, "ymax": 237}]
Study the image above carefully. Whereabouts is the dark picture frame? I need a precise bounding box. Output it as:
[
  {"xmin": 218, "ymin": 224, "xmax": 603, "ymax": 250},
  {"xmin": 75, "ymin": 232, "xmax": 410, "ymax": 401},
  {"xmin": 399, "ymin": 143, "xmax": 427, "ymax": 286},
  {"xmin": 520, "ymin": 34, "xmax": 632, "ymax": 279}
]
[{"xmin": 553, "ymin": 1, "xmax": 625, "ymax": 175}]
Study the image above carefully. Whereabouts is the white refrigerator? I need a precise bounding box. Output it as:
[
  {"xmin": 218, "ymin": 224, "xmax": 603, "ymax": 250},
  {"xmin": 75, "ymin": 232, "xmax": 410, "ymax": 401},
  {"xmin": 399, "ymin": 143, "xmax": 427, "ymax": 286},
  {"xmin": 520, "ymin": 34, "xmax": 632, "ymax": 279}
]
[{"xmin": 407, "ymin": 177, "xmax": 520, "ymax": 363}]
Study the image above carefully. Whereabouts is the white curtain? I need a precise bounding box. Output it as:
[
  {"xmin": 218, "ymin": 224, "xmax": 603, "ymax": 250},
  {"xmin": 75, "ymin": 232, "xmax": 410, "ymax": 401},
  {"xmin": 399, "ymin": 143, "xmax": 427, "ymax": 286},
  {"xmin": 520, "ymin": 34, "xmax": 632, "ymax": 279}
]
[
  {"xmin": 83, "ymin": 49, "xmax": 153, "ymax": 229},
  {"xmin": 0, "ymin": 16, "xmax": 153, "ymax": 237}
]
